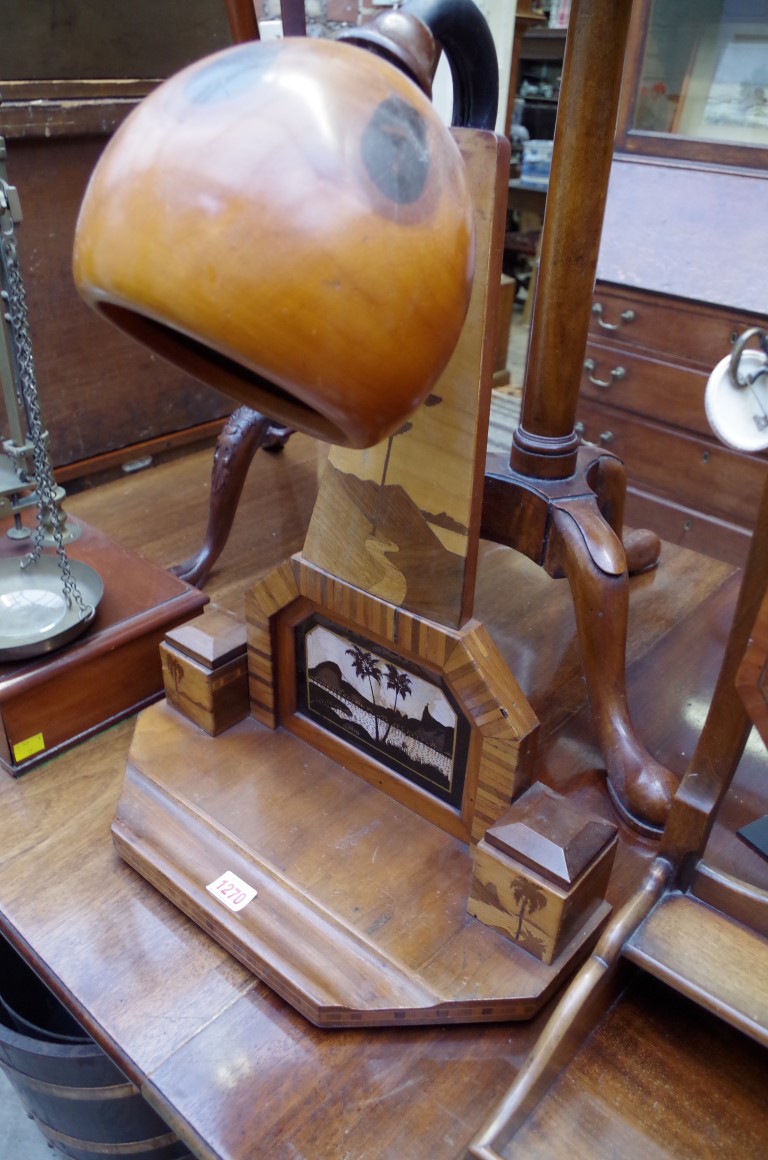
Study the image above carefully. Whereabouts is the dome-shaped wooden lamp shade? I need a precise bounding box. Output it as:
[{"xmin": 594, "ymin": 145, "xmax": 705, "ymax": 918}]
[{"xmin": 72, "ymin": 0, "xmax": 497, "ymax": 449}]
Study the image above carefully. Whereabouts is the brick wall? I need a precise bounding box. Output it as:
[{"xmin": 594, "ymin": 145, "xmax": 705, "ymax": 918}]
[
  {"xmin": 249, "ymin": 1, "xmax": 514, "ymax": 136},
  {"xmin": 253, "ymin": 1, "xmax": 397, "ymax": 36}
]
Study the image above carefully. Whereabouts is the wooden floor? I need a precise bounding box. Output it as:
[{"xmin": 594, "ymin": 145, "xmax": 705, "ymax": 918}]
[{"xmin": 0, "ymin": 424, "xmax": 766, "ymax": 1158}]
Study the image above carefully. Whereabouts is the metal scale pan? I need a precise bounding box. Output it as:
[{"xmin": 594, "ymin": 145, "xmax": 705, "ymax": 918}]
[{"xmin": 0, "ymin": 556, "xmax": 102, "ymax": 661}]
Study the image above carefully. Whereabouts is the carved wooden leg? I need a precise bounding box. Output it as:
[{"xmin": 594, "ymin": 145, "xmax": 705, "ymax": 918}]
[
  {"xmin": 587, "ymin": 453, "xmax": 662, "ymax": 576},
  {"xmin": 171, "ymin": 407, "xmax": 292, "ymax": 587},
  {"xmin": 551, "ymin": 497, "xmax": 679, "ymax": 835},
  {"xmin": 483, "ymin": 448, "xmax": 677, "ymax": 835},
  {"xmin": 623, "ymin": 528, "xmax": 663, "ymax": 577}
]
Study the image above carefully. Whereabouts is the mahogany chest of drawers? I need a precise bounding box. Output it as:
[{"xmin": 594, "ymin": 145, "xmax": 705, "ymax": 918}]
[{"xmin": 578, "ymin": 168, "xmax": 768, "ymax": 569}]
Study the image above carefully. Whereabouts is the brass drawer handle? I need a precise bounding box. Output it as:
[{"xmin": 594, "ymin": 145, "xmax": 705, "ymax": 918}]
[
  {"xmin": 584, "ymin": 358, "xmax": 626, "ymax": 388},
  {"xmin": 575, "ymin": 422, "xmax": 613, "ymax": 447},
  {"xmin": 592, "ymin": 303, "xmax": 635, "ymax": 331}
]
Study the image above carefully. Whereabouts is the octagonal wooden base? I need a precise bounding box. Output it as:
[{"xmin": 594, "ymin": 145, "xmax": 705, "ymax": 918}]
[{"xmin": 113, "ymin": 701, "xmax": 610, "ymax": 1027}]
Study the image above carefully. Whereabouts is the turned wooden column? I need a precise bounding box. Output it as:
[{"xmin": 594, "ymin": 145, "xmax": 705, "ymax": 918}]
[
  {"xmin": 511, "ymin": 0, "xmax": 633, "ymax": 481},
  {"xmin": 483, "ymin": 0, "xmax": 680, "ymax": 836}
]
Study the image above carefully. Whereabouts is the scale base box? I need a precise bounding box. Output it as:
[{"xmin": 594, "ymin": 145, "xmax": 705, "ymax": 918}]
[{"xmin": 0, "ymin": 517, "xmax": 207, "ymax": 776}]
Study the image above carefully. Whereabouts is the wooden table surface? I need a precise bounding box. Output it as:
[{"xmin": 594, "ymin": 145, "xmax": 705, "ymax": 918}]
[{"xmin": 1, "ymin": 430, "xmax": 767, "ymax": 1159}]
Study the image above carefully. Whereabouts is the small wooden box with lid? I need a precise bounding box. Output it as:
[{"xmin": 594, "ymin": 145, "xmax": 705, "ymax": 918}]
[
  {"xmin": 469, "ymin": 783, "xmax": 618, "ymax": 964},
  {"xmin": 160, "ymin": 607, "xmax": 249, "ymax": 736}
]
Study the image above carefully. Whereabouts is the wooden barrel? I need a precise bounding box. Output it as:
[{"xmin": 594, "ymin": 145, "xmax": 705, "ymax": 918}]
[{"xmin": 0, "ymin": 934, "xmax": 192, "ymax": 1159}]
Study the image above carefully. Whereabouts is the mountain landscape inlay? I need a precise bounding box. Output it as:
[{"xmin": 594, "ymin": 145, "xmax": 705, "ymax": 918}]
[{"xmin": 295, "ymin": 616, "xmax": 470, "ymax": 808}]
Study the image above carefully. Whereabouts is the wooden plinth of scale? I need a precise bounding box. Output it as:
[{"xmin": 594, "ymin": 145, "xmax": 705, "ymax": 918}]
[
  {"xmin": 0, "ymin": 517, "xmax": 207, "ymax": 776},
  {"xmin": 111, "ymin": 131, "xmax": 615, "ymax": 1025}
]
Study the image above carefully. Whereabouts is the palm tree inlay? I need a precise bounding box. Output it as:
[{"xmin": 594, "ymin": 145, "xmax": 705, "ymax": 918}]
[
  {"xmin": 345, "ymin": 645, "xmax": 383, "ymax": 740},
  {"xmin": 509, "ymin": 874, "xmax": 547, "ymax": 941},
  {"xmin": 381, "ymin": 663, "xmax": 413, "ymax": 742}
]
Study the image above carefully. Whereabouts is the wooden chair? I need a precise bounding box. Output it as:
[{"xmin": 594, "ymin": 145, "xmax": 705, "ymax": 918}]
[{"xmin": 470, "ymin": 463, "xmax": 768, "ymax": 1154}]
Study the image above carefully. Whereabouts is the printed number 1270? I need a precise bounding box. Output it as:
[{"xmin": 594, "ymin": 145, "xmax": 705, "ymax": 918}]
[{"xmin": 205, "ymin": 871, "xmax": 257, "ymax": 913}]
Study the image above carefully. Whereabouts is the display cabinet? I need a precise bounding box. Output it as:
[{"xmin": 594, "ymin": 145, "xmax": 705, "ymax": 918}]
[
  {"xmin": 516, "ymin": 25, "xmax": 566, "ymax": 140},
  {"xmin": 578, "ymin": 0, "xmax": 768, "ymax": 565},
  {"xmin": 0, "ymin": 1, "xmax": 236, "ymax": 481}
]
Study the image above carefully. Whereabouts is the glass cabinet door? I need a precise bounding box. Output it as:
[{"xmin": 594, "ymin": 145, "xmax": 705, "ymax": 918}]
[{"xmin": 618, "ymin": 0, "xmax": 768, "ymax": 167}]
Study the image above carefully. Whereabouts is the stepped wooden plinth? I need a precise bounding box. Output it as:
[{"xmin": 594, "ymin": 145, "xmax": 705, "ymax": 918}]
[{"xmin": 113, "ymin": 701, "xmax": 610, "ymax": 1028}]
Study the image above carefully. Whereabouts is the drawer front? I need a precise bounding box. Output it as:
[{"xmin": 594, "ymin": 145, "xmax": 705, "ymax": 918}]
[
  {"xmin": 576, "ymin": 398, "xmax": 768, "ymax": 528},
  {"xmin": 589, "ymin": 285, "xmax": 763, "ymax": 370},
  {"xmin": 582, "ymin": 341, "xmax": 711, "ymax": 435},
  {"xmin": 624, "ymin": 488, "xmax": 750, "ymax": 569}
]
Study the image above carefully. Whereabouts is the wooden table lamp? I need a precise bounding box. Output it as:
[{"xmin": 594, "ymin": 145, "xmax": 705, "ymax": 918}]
[{"xmin": 72, "ymin": 0, "xmax": 659, "ymax": 1024}]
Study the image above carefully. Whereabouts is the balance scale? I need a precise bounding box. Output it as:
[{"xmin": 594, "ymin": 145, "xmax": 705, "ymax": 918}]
[{"xmin": 0, "ymin": 138, "xmax": 206, "ymax": 777}]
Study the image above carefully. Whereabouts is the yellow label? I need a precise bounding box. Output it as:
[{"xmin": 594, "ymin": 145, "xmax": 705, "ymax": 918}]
[{"xmin": 13, "ymin": 732, "xmax": 46, "ymax": 763}]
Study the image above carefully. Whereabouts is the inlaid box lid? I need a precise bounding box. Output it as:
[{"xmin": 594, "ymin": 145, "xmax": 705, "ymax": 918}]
[
  {"xmin": 486, "ymin": 783, "xmax": 618, "ymax": 890},
  {"xmin": 165, "ymin": 606, "xmax": 246, "ymax": 669}
]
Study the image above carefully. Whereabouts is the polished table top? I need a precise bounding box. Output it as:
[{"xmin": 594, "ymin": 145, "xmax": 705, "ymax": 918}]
[{"xmin": 1, "ymin": 431, "xmax": 767, "ymax": 1159}]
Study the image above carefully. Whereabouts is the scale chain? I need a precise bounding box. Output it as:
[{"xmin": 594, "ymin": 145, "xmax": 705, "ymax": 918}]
[{"xmin": 0, "ymin": 198, "xmax": 92, "ymax": 619}]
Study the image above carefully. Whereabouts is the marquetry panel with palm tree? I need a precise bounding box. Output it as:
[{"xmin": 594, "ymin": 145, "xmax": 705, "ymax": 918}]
[{"xmin": 245, "ymin": 552, "xmax": 538, "ymax": 842}]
